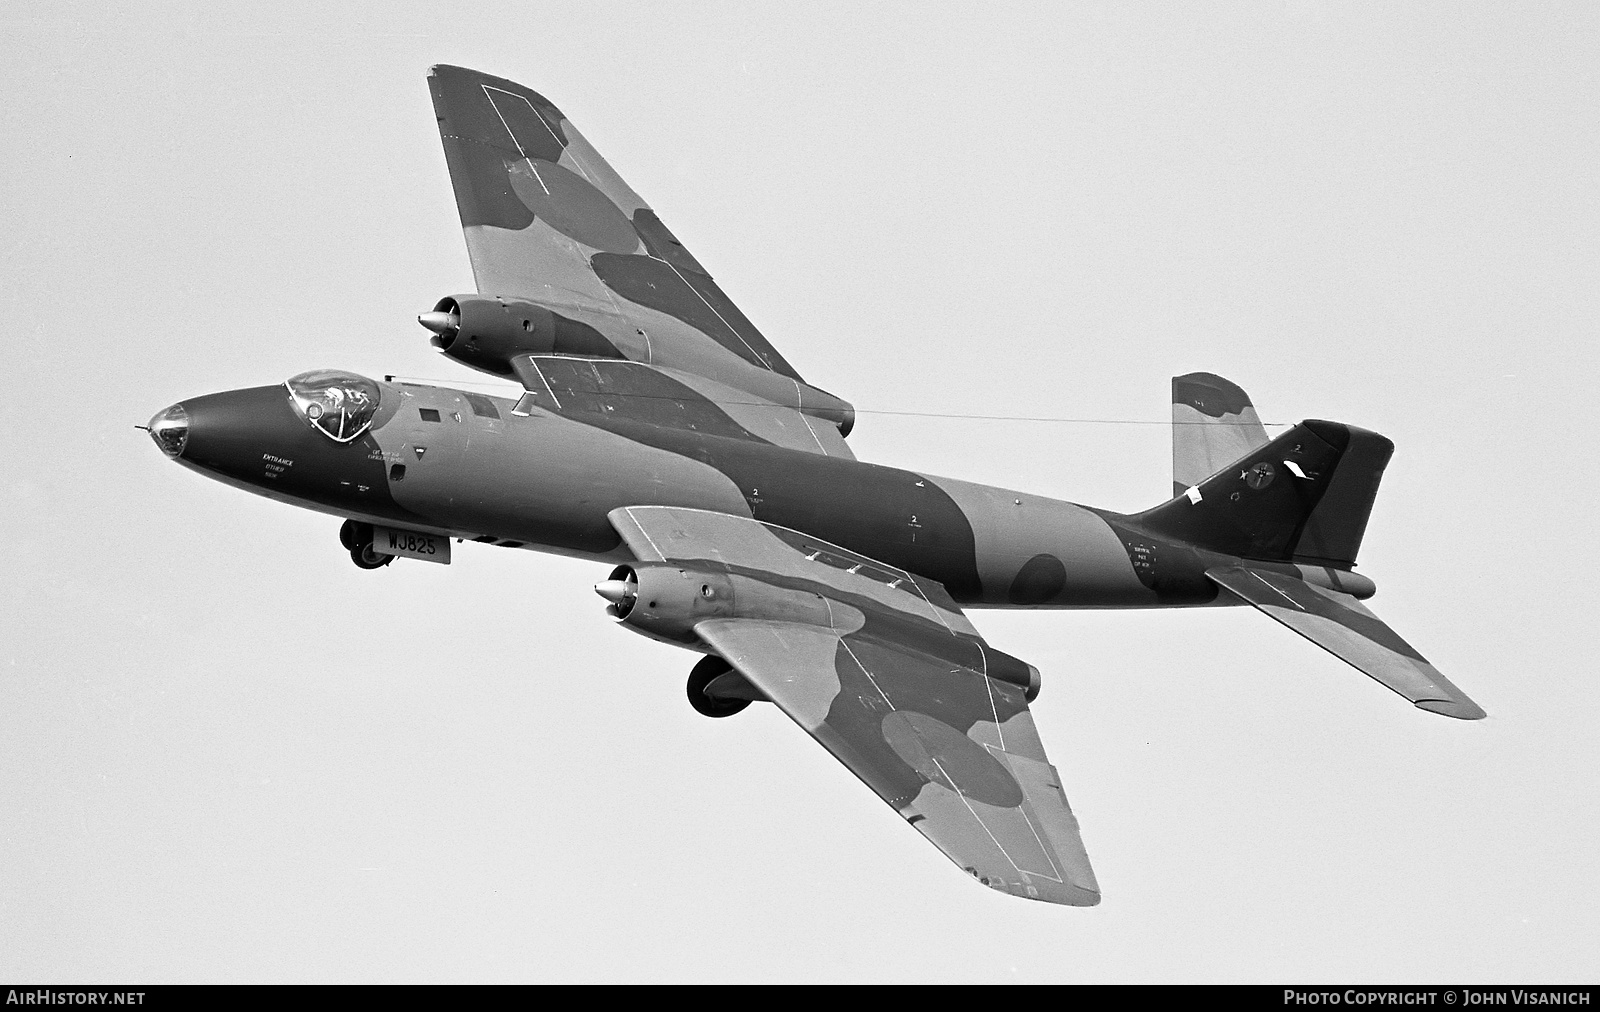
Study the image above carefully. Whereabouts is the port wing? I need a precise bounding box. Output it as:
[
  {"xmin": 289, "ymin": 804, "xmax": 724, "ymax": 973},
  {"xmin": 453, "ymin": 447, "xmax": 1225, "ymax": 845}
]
[{"xmin": 610, "ymin": 506, "xmax": 1101, "ymax": 905}]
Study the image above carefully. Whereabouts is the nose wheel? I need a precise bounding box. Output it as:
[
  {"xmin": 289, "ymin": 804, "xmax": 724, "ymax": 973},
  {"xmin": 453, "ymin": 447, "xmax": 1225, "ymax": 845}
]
[{"xmin": 340, "ymin": 519, "xmax": 393, "ymax": 569}]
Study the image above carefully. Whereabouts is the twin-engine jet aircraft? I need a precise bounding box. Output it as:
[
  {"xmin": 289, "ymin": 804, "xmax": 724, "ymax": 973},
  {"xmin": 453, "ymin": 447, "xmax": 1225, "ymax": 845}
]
[{"xmin": 145, "ymin": 66, "xmax": 1482, "ymax": 906}]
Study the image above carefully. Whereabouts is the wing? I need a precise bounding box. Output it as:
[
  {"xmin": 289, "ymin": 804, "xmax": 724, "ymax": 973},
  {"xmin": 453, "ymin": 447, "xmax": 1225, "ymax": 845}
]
[
  {"xmin": 428, "ymin": 65, "xmax": 851, "ymax": 429},
  {"xmin": 1207, "ymin": 564, "xmax": 1485, "ymax": 719},
  {"xmin": 610, "ymin": 506, "xmax": 1101, "ymax": 906},
  {"xmin": 1172, "ymin": 372, "xmax": 1270, "ymax": 497},
  {"xmin": 507, "ymin": 355, "xmax": 854, "ymax": 459}
]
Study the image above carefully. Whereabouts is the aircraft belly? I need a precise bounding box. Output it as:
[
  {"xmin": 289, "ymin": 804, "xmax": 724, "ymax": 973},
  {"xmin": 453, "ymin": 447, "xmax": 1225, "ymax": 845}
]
[
  {"xmin": 376, "ymin": 408, "xmax": 750, "ymax": 555},
  {"xmin": 358, "ymin": 388, "xmax": 1200, "ymax": 607},
  {"xmin": 927, "ymin": 477, "xmax": 1157, "ymax": 608}
]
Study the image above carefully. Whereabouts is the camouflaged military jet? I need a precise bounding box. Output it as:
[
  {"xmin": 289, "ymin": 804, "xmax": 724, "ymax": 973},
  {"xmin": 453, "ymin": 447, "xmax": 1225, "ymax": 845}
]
[{"xmin": 144, "ymin": 65, "xmax": 1483, "ymax": 907}]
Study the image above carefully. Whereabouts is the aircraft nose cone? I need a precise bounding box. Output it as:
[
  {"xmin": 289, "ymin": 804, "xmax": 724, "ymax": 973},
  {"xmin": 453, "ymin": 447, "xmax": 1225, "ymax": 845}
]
[{"xmin": 148, "ymin": 403, "xmax": 190, "ymax": 457}]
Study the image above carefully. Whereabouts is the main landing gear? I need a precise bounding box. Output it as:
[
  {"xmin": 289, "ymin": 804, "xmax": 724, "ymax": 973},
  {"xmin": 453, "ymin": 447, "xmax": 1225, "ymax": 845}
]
[
  {"xmin": 339, "ymin": 519, "xmax": 393, "ymax": 570},
  {"xmin": 686, "ymin": 655, "xmax": 754, "ymax": 718}
]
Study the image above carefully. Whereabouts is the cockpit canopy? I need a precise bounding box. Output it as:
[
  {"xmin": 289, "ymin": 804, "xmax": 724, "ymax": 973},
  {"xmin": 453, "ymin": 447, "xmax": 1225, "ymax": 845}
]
[{"xmin": 285, "ymin": 370, "xmax": 381, "ymax": 442}]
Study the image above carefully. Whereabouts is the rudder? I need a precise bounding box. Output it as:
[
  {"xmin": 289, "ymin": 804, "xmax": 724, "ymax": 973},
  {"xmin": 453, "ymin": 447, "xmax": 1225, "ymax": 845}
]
[{"xmin": 1134, "ymin": 419, "xmax": 1394, "ymax": 568}]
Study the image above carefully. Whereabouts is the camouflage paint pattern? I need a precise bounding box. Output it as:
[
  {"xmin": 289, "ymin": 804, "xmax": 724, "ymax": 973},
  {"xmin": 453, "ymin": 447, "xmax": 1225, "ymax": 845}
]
[
  {"xmin": 1171, "ymin": 371, "xmax": 1270, "ymax": 497},
  {"xmin": 146, "ymin": 65, "xmax": 1486, "ymax": 909},
  {"xmin": 427, "ymin": 65, "xmax": 852, "ymax": 425},
  {"xmin": 172, "ymin": 375, "xmax": 1189, "ymax": 605},
  {"xmin": 1207, "ymin": 565, "xmax": 1484, "ymax": 719},
  {"xmin": 611, "ymin": 506, "xmax": 1099, "ymax": 905}
]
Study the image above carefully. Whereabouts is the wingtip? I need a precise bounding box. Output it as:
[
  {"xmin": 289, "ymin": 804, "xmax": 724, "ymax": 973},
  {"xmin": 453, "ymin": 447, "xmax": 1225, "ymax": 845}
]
[
  {"xmin": 963, "ymin": 867, "xmax": 1101, "ymax": 907},
  {"xmin": 1065, "ymin": 886, "xmax": 1103, "ymax": 908},
  {"xmin": 1415, "ymin": 698, "xmax": 1488, "ymax": 720},
  {"xmin": 982, "ymin": 870, "xmax": 1099, "ymax": 907},
  {"xmin": 1029, "ymin": 881, "xmax": 1102, "ymax": 907}
]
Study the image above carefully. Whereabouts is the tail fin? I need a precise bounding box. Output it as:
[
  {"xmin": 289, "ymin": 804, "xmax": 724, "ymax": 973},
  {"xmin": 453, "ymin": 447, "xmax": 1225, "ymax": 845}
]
[
  {"xmin": 1172, "ymin": 372, "xmax": 1270, "ymax": 497},
  {"xmin": 1134, "ymin": 418, "xmax": 1394, "ymax": 569},
  {"xmin": 1148, "ymin": 411, "xmax": 1480, "ymax": 719}
]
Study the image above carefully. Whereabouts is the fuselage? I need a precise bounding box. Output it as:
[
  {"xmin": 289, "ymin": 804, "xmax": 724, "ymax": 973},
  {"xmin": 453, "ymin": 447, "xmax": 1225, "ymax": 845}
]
[{"xmin": 153, "ymin": 375, "xmax": 1230, "ymax": 609}]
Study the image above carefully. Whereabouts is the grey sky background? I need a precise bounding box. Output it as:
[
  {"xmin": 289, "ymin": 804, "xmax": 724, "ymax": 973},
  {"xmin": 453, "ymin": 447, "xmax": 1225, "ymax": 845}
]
[{"xmin": 3, "ymin": 1, "xmax": 1597, "ymax": 983}]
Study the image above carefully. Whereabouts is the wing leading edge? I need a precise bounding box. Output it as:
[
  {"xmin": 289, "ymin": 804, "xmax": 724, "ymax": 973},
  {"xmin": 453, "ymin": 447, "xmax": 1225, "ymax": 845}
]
[{"xmin": 609, "ymin": 505, "xmax": 1100, "ymax": 906}]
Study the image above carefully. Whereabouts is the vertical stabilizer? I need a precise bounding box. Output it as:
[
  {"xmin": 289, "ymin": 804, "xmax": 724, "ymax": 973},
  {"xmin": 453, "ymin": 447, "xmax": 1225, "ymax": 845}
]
[
  {"xmin": 1172, "ymin": 373, "xmax": 1270, "ymax": 497},
  {"xmin": 1135, "ymin": 418, "xmax": 1394, "ymax": 569}
]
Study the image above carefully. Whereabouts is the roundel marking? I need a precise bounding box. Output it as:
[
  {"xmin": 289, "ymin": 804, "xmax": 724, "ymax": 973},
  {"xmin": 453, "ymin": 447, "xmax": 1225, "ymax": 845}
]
[
  {"xmin": 1008, "ymin": 553, "xmax": 1067, "ymax": 605},
  {"xmin": 881, "ymin": 711, "xmax": 1023, "ymax": 808},
  {"xmin": 1245, "ymin": 461, "xmax": 1277, "ymax": 490}
]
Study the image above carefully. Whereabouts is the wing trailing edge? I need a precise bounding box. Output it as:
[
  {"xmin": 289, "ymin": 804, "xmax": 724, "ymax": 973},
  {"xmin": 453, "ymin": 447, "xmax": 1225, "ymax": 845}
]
[{"xmin": 696, "ymin": 619, "xmax": 1101, "ymax": 907}]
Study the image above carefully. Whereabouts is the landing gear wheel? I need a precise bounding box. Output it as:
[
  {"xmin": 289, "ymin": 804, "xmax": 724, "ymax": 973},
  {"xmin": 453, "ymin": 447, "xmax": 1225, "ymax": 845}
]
[
  {"xmin": 342, "ymin": 520, "xmax": 390, "ymax": 569},
  {"xmin": 338, "ymin": 519, "xmax": 372, "ymax": 552},
  {"xmin": 350, "ymin": 544, "xmax": 393, "ymax": 569},
  {"xmin": 687, "ymin": 655, "xmax": 751, "ymax": 718}
]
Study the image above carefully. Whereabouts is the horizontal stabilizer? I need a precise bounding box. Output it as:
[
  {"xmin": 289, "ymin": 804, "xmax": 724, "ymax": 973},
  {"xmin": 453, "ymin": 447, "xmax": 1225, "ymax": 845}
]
[{"xmin": 1207, "ymin": 565, "xmax": 1485, "ymax": 720}]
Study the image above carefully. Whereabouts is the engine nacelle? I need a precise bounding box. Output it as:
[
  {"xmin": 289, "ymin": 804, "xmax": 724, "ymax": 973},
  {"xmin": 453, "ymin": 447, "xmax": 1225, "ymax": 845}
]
[
  {"xmin": 594, "ymin": 563, "xmax": 832, "ymax": 647},
  {"xmin": 593, "ymin": 563, "xmax": 1041, "ymax": 700},
  {"xmin": 418, "ymin": 295, "xmax": 624, "ymax": 376}
]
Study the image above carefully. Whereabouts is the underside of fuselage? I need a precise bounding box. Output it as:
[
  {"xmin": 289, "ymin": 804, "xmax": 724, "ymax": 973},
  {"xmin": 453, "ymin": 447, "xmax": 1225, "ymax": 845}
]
[{"xmin": 149, "ymin": 373, "xmax": 1215, "ymax": 609}]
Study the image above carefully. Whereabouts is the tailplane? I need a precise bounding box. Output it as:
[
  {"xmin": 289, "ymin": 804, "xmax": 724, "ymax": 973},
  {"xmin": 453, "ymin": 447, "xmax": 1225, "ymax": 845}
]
[
  {"xmin": 1138, "ymin": 397, "xmax": 1484, "ymax": 719},
  {"xmin": 1208, "ymin": 564, "xmax": 1485, "ymax": 719}
]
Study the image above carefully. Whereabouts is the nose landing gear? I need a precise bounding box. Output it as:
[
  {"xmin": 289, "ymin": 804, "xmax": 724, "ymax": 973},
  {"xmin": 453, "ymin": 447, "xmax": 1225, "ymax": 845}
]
[{"xmin": 339, "ymin": 519, "xmax": 393, "ymax": 570}]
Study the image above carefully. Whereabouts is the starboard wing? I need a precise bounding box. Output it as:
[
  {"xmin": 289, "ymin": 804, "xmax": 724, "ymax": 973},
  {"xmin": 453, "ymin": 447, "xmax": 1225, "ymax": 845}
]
[
  {"xmin": 609, "ymin": 505, "xmax": 1100, "ymax": 906},
  {"xmin": 428, "ymin": 65, "xmax": 853, "ymax": 434}
]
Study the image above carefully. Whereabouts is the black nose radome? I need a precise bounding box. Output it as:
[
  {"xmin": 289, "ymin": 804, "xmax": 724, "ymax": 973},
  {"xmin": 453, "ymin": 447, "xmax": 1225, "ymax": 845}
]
[{"xmin": 148, "ymin": 403, "xmax": 189, "ymax": 457}]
